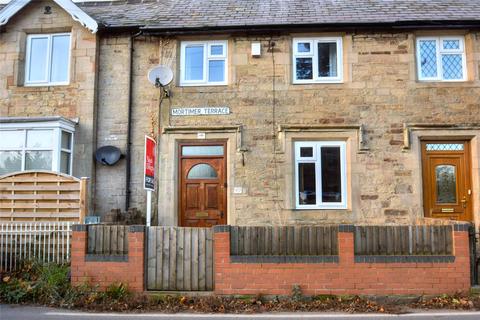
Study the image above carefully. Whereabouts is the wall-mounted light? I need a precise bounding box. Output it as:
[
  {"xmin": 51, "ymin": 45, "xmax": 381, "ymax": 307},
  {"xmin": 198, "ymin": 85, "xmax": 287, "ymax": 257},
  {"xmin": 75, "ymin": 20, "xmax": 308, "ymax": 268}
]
[{"xmin": 44, "ymin": 6, "xmax": 52, "ymax": 14}]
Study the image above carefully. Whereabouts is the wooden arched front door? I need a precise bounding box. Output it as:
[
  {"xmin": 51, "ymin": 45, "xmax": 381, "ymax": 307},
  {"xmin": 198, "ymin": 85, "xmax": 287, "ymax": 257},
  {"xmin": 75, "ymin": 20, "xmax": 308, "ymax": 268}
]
[{"xmin": 179, "ymin": 142, "xmax": 227, "ymax": 227}]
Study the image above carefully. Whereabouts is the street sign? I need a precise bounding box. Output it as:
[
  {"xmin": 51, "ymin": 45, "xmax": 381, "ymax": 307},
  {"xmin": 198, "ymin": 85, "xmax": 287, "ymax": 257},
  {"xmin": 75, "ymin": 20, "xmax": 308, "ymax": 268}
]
[{"xmin": 171, "ymin": 107, "xmax": 230, "ymax": 116}]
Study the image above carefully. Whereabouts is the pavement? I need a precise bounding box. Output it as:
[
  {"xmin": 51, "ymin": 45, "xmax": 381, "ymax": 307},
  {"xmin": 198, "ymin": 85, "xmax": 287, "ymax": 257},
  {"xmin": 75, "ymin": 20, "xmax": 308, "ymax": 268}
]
[{"xmin": 2, "ymin": 305, "xmax": 480, "ymax": 320}]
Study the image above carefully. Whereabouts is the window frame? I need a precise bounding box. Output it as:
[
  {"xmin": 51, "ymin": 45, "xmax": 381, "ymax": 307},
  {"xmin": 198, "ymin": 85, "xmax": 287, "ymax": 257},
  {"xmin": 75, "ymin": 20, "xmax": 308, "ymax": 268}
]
[
  {"xmin": 180, "ymin": 40, "xmax": 228, "ymax": 86},
  {"xmin": 294, "ymin": 141, "xmax": 347, "ymax": 210},
  {"xmin": 25, "ymin": 33, "xmax": 72, "ymax": 86},
  {"xmin": 292, "ymin": 37, "xmax": 344, "ymax": 84},
  {"xmin": 0, "ymin": 120, "xmax": 75, "ymax": 175},
  {"xmin": 416, "ymin": 36, "xmax": 467, "ymax": 82}
]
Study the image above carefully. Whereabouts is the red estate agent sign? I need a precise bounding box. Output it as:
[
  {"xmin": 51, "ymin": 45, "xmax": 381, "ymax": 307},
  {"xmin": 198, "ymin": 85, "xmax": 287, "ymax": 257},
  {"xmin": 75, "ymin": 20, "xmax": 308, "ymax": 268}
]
[{"xmin": 144, "ymin": 136, "xmax": 156, "ymax": 191}]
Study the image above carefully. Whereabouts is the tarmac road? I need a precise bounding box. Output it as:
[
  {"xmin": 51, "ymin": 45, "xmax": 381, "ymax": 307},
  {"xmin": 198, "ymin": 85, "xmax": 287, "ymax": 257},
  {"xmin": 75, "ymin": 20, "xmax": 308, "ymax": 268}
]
[{"xmin": 2, "ymin": 305, "xmax": 480, "ymax": 320}]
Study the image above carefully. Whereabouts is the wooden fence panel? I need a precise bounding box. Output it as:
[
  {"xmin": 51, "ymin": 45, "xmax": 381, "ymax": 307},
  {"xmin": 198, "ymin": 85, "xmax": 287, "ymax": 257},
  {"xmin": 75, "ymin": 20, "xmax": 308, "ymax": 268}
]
[
  {"xmin": 0, "ymin": 222, "xmax": 72, "ymax": 272},
  {"xmin": 354, "ymin": 225, "xmax": 454, "ymax": 255},
  {"xmin": 0, "ymin": 171, "xmax": 87, "ymax": 223},
  {"xmin": 230, "ymin": 226, "xmax": 339, "ymax": 256},
  {"xmin": 146, "ymin": 226, "xmax": 213, "ymax": 291},
  {"xmin": 86, "ymin": 225, "xmax": 128, "ymax": 255}
]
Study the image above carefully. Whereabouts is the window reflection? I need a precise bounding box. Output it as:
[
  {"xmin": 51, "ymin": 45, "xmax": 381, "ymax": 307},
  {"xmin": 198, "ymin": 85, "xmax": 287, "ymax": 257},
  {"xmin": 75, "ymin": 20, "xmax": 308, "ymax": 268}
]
[
  {"xmin": 321, "ymin": 147, "xmax": 342, "ymax": 202},
  {"xmin": 298, "ymin": 163, "xmax": 316, "ymax": 205},
  {"xmin": 187, "ymin": 164, "xmax": 218, "ymax": 179}
]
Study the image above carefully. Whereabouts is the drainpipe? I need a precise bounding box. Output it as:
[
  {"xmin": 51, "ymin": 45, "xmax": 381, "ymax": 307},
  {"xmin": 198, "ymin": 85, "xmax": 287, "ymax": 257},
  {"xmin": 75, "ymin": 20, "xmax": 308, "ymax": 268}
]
[{"xmin": 125, "ymin": 30, "xmax": 143, "ymax": 211}]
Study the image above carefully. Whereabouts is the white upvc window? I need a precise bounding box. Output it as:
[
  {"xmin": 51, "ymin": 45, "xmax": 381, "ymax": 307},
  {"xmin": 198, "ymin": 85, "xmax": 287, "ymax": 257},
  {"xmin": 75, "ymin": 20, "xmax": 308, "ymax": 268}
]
[
  {"xmin": 292, "ymin": 37, "xmax": 343, "ymax": 83},
  {"xmin": 25, "ymin": 33, "xmax": 71, "ymax": 86},
  {"xmin": 416, "ymin": 36, "xmax": 467, "ymax": 81},
  {"xmin": 180, "ymin": 40, "xmax": 228, "ymax": 86},
  {"xmin": 294, "ymin": 141, "xmax": 347, "ymax": 209},
  {"xmin": 0, "ymin": 120, "xmax": 75, "ymax": 176}
]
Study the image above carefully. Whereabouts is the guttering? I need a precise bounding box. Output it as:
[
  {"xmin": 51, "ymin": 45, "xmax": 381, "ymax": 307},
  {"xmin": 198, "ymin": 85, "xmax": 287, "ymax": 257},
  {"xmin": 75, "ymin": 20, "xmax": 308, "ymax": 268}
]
[
  {"xmin": 91, "ymin": 20, "xmax": 480, "ymax": 36},
  {"xmin": 138, "ymin": 20, "xmax": 480, "ymax": 36},
  {"xmin": 125, "ymin": 30, "xmax": 143, "ymax": 211}
]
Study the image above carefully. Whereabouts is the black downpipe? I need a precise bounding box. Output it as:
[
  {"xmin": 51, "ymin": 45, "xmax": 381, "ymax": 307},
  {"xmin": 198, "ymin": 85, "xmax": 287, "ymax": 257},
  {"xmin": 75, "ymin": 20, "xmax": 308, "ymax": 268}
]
[
  {"xmin": 469, "ymin": 225, "xmax": 479, "ymax": 285},
  {"xmin": 125, "ymin": 31, "xmax": 143, "ymax": 211}
]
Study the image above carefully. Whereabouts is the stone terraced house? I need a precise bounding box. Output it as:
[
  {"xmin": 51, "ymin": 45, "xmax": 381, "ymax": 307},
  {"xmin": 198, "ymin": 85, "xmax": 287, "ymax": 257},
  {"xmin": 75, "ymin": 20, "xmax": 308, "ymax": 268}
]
[{"xmin": 0, "ymin": 0, "xmax": 479, "ymax": 228}]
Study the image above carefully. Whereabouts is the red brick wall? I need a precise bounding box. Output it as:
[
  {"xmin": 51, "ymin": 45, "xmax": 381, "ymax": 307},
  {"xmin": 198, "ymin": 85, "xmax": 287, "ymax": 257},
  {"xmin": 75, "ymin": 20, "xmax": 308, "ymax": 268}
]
[
  {"xmin": 71, "ymin": 227, "xmax": 144, "ymax": 292},
  {"xmin": 214, "ymin": 230, "xmax": 471, "ymax": 296}
]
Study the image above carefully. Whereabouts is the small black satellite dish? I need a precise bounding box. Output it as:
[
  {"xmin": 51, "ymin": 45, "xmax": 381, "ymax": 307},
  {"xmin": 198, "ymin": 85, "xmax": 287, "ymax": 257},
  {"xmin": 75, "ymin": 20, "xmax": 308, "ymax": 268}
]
[{"xmin": 95, "ymin": 146, "xmax": 123, "ymax": 166}]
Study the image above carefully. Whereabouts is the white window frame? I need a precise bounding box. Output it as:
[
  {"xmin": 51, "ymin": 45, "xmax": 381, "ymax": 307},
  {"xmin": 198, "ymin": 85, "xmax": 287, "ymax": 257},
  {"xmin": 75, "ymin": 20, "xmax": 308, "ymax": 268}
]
[
  {"xmin": 292, "ymin": 37, "xmax": 343, "ymax": 84},
  {"xmin": 180, "ymin": 40, "xmax": 228, "ymax": 86},
  {"xmin": 0, "ymin": 120, "xmax": 75, "ymax": 175},
  {"xmin": 416, "ymin": 36, "xmax": 467, "ymax": 82},
  {"xmin": 25, "ymin": 33, "xmax": 72, "ymax": 86},
  {"xmin": 294, "ymin": 141, "xmax": 347, "ymax": 210}
]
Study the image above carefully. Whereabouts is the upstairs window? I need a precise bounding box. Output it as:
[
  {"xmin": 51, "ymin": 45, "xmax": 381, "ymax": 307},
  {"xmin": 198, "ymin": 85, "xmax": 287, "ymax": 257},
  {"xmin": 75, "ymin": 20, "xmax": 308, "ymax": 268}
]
[
  {"xmin": 180, "ymin": 41, "xmax": 228, "ymax": 86},
  {"xmin": 0, "ymin": 120, "xmax": 75, "ymax": 176},
  {"xmin": 25, "ymin": 33, "xmax": 71, "ymax": 86},
  {"xmin": 293, "ymin": 37, "xmax": 343, "ymax": 83},
  {"xmin": 416, "ymin": 36, "xmax": 466, "ymax": 81},
  {"xmin": 295, "ymin": 141, "xmax": 347, "ymax": 209}
]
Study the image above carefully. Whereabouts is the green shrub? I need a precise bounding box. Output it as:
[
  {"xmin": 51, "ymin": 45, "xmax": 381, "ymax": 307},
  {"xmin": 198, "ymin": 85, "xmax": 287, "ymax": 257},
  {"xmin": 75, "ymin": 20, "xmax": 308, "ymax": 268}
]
[
  {"xmin": 0, "ymin": 260, "xmax": 75, "ymax": 305},
  {"xmin": 0, "ymin": 260, "xmax": 133, "ymax": 307},
  {"xmin": 32, "ymin": 263, "xmax": 70, "ymax": 304},
  {"xmin": 102, "ymin": 283, "xmax": 130, "ymax": 301}
]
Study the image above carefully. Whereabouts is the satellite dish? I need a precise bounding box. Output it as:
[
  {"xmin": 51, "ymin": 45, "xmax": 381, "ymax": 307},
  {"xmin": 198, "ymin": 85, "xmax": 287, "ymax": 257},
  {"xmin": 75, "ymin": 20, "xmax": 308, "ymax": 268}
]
[
  {"xmin": 95, "ymin": 146, "xmax": 123, "ymax": 166},
  {"xmin": 148, "ymin": 65, "xmax": 174, "ymax": 87}
]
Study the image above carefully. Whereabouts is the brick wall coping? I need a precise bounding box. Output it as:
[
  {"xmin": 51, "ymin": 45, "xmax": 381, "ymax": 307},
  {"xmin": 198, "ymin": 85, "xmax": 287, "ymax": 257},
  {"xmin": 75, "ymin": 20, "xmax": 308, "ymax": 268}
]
[
  {"xmin": 453, "ymin": 223, "xmax": 472, "ymax": 231},
  {"xmin": 355, "ymin": 255, "xmax": 455, "ymax": 263},
  {"xmin": 85, "ymin": 254, "xmax": 129, "ymax": 262},
  {"xmin": 71, "ymin": 224, "xmax": 146, "ymax": 232},
  {"xmin": 75, "ymin": 223, "xmax": 470, "ymax": 233},
  {"xmin": 129, "ymin": 225, "xmax": 145, "ymax": 232},
  {"xmin": 212, "ymin": 224, "xmax": 472, "ymax": 233},
  {"xmin": 230, "ymin": 255, "xmax": 339, "ymax": 263},
  {"xmin": 72, "ymin": 224, "xmax": 87, "ymax": 231},
  {"xmin": 213, "ymin": 224, "xmax": 356, "ymax": 233}
]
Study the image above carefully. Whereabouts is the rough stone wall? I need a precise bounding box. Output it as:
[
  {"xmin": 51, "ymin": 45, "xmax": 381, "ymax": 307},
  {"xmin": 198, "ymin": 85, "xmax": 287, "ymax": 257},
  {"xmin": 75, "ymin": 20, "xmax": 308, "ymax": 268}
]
[
  {"xmin": 0, "ymin": 0, "xmax": 98, "ymax": 210},
  {"xmin": 94, "ymin": 35, "xmax": 162, "ymax": 217},
  {"xmin": 96, "ymin": 31, "xmax": 480, "ymax": 224},
  {"xmin": 95, "ymin": 35, "xmax": 130, "ymax": 213}
]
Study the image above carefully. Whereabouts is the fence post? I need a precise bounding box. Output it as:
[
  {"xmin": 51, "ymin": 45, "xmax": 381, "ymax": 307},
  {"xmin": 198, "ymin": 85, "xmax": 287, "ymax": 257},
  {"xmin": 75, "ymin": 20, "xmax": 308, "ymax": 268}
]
[{"xmin": 79, "ymin": 177, "xmax": 89, "ymax": 223}]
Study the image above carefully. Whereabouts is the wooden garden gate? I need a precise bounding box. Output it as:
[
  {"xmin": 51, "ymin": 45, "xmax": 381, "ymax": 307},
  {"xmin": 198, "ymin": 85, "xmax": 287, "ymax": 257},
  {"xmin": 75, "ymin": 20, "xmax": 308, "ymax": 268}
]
[{"xmin": 146, "ymin": 226, "xmax": 214, "ymax": 291}]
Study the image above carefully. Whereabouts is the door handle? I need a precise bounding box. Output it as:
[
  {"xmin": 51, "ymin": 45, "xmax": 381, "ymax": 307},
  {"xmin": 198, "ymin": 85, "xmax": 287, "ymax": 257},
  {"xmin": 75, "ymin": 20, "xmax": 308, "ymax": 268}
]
[
  {"xmin": 461, "ymin": 196, "xmax": 467, "ymax": 208},
  {"xmin": 220, "ymin": 211, "xmax": 224, "ymax": 218}
]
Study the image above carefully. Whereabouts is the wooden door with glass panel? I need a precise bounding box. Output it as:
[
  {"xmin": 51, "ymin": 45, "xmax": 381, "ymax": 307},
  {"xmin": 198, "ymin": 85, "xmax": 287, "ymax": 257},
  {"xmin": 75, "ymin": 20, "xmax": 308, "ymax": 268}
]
[
  {"xmin": 179, "ymin": 142, "xmax": 227, "ymax": 227},
  {"xmin": 421, "ymin": 141, "xmax": 472, "ymax": 222}
]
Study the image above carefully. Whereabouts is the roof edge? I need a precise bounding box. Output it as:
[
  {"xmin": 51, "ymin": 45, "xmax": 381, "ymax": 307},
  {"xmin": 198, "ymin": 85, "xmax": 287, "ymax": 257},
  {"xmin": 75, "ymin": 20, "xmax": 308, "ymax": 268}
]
[
  {"xmin": 135, "ymin": 20, "xmax": 480, "ymax": 36},
  {"xmin": 0, "ymin": 0, "xmax": 98, "ymax": 33}
]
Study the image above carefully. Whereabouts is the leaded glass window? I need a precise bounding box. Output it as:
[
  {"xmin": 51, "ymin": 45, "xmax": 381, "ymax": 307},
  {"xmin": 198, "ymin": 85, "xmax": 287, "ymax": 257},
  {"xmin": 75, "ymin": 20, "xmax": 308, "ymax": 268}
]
[
  {"xmin": 435, "ymin": 165, "xmax": 457, "ymax": 203},
  {"xmin": 417, "ymin": 36, "xmax": 466, "ymax": 81},
  {"xmin": 426, "ymin": 143, "xmax": 464, "ymax": 151}
]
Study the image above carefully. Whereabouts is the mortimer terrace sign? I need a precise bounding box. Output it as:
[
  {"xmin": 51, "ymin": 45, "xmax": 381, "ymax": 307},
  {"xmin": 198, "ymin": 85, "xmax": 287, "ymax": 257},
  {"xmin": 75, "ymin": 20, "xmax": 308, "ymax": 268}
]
[{"xmin": 171, "ymin": 107, "xmax": 230, "ymax": 116}]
